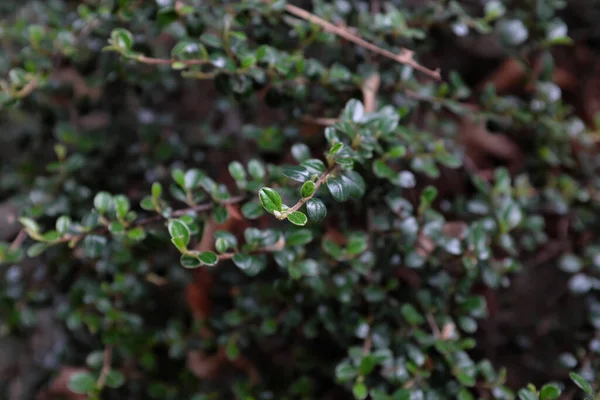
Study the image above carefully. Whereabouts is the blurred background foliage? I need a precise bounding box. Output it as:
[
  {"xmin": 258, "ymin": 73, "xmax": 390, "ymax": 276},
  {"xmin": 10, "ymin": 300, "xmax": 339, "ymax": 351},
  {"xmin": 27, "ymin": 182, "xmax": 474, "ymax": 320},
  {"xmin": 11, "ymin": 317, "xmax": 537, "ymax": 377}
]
[{"xmin": 2, "ymin": 0, "xmax": 600, "ymax": 399}]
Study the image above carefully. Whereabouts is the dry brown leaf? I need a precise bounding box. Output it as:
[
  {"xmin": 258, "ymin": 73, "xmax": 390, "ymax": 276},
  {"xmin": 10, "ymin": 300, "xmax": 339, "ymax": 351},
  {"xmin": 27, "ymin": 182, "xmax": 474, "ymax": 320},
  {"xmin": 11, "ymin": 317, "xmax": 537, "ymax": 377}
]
[{"xmin": 459, "ymin": 115, "xmax": 522, "ymax": 176}]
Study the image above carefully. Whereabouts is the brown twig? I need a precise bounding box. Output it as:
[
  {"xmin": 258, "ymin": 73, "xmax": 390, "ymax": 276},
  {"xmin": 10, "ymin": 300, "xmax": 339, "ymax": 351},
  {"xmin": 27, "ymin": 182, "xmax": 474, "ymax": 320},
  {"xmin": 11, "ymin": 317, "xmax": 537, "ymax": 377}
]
[
  {"xmin": 282, "ymin": 4, "xmax": 441, "ymax": 80},
  {"xmin": 287, "ymin": 164, "xmax": 338, "ymax": 215},
  {"xmin": 135, "ymin": 55, "xmax": 209, "ymax": 66},
  {"xmin": 96, "ymin": 346, "xmax": 112, "ymax": 390},
  {"xmin": 9, "ymin": 229, "xmax": 26, "ymax": 252},
  {"xmin": 14, "ymin": 78, "xmax": 38, "ymax": 99}
]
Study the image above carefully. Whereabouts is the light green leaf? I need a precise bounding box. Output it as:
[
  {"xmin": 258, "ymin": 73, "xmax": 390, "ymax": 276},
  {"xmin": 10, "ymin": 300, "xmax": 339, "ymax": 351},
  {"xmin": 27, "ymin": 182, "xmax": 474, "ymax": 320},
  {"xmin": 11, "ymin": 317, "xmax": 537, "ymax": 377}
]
[
  {"xmin": 168, "ymin": 219, "xmax": 190, "ymax": 247},
  {"xmin": 301, "ymin": 181, "xmax": 316, "ymax": 198},
  {"xmin": 93, "ymin": 191, "xmax": 112, "ymax": 214},
  {"xmin": 258, "ymin": 187, "xmax": 283, "ymax": 214},
  {"xmin": 287, "ymin": 211, "xmax": 308, "ymax": 226}
]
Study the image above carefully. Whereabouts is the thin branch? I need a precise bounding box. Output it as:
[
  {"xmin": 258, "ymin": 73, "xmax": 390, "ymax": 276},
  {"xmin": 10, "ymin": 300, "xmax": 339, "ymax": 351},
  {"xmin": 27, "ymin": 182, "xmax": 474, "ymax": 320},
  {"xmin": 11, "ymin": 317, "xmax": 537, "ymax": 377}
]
[
  {"xmin": 96, "ymin": 346, "xmax": 112, "ymax": 390},
  {"xmin": 282, "ymin": 3, "xmax": 441, "ymax": 80},
  {"xmin": 52, "ymin": 196, "xmax": 246, "ymax": 245},
  {"xmin": 134, "ymin": 55, "xmax": 209, "ymax": 66},
  {"xmin": 9, "ymin": 229, "xmax": 26, "ymax": 252},
  {"xmin": 287, "ymin": 164, "xmax": 338, "ymax": 214},
  {"xmin": 14, "ymin": 78, "xmax": 38, "ymax": 99}
]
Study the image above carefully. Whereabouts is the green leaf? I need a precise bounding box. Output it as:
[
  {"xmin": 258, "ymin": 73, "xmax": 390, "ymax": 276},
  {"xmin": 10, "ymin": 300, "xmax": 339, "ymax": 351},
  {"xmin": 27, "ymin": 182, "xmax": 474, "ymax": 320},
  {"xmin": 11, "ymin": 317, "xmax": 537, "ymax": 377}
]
[
  {"xmin": 19, "ymin": 217, "xmax": 40, "ymax": 233},
  {"xmin": 93, "ymin": 191, "xmax": 112, "ymax": 214},
  {"xmin": 168, "ymin": 219, "xmax": 190, "ymax": 247},
  {"xmin": 199, "ymin": 251, "xmax": 218, "ymax": 266},
  {"xmin": 341, "ymin": 171, "xmax": 366, "ymax": 199},
  {"xmin": 127, "ymin": 227, "xmax": 146, "ymax": 241},
  {"xmin": 105, "ymin": 370, "xmax": 125, "ymax": 388},
  {"xmin": 180, "ymin": 254, "xmax": 202, "ymax": 268},
  {"xmin": 400, "ymin": 303, "xmax": 424, "ymax": 326},
  {"xmin": 306, "ymin": 198, "xmax": 327, "ymax": 222},
  {"xmin": 152, "ymin": 182, "xmax": 163, "ymax": 200},
  {"xmin": 373, "ymin": 159, "xmax": 394, "ymax": 178},
  {"xmin": 327, "ymin": 176, "xmax": 348, "ymax": 202},
  {"xmin": 387, "ymin": 145, "xmax": 407, "ymax": 158},
  {"xmin": 540, "ymin": 384, "xmax": 561, "ymax": 400},
  {"xmin": 233, "ymin": 253, "xmax": 252, "ymax": 270},
  {"xmin": 420, "ymin": 186, "xmax": 438, "ymax": 205},
  {"xmin": 335, "ymin": 361, "xmax": 357, "ymax": 382},
  {"xmin": 27, "ymin": 242, "xmax": 47, "ymax": 257},
  {"xmin": 330, "ymin": 142, "xmax": 344, "ymax": 155},
  {"xmin": 282, "ymin": 166, "xmax": 311, "ymax": 182},
  {"xmin": 353, "ymin": 382, "xmax": 368, "ymax": 400},
  {"xmin": 286, "ymin": 229, "xmax": 313, "ymax": 246},
  {"xmin": 570, "ymin": 372, "xmax": 594, "ymax": 395},
  {"xmin": 301, "ymin": 181, "xmax": 316, "ymax": 198},
  {"xmin": 83, "ymin": 235, "xmax": 107, "ymax": 258},
  {"xmin": 517, "ymin": 388, "xmax": 538, "ymax": 400},
  {"xmin": 109, "ymin": 221, "xmax": 125, "ymax": 234},
  {"xmin": 258, "ymin": 187, "xmax": 283, "ymax": 214},
  {"xmin": 67, "ymin": 371, "xmax": 96, "ymax": 394},
  {"xmin": 342, "ymin": 99, "xmax": 365, "ymax": 123},
  {"xmin": 184, "ymin": 169, "xmax": 204, "ymax": 190},
  {"xmin": 291, "ymin": 143, "xmax": 311, "ymax": 162},
  {"xmin": 140, "ymin": 197, "xmax": 155, "ymax": 211},
  {"xmin": 287, "ymin": 211, "xmax": 308, "ymax": 226},
  {"xmin": 248, "ymin": 159, "xmax": 266, "ymax": 180},
  {"xmin": 359, "ymin": 355, "xmax": 376, "ymax": 375},
  {"xmin": 228, "ymin": 161, "xmax": 246, "ymax": 181},
  {"xmin": 241, "ymin": 200, "xmax": 264, "ymax": 219},
  {"xmin": 171, "ymin": 169, "xmax": 185, "ymax": 187},
  {"xmin": 215, "ymin": 238, "xmax": 228, "ymax": 253},
  {"xmin": 110, "ymin": 28, "xmax": 134, "ymax": 49},
  {"xmin": 113, "ymin": 195, "xmax": 130, "ymax": 219},
  {"xmin": 301, "ymin": 159, "xmax": 326, "ymax": 174},
  {"xmin": 346, "ymin": 233, "xmax": 368, "ymax": 256},
  {"xmin": 56, "ymin": 216, "xmax": 71, "ymax": 235}
]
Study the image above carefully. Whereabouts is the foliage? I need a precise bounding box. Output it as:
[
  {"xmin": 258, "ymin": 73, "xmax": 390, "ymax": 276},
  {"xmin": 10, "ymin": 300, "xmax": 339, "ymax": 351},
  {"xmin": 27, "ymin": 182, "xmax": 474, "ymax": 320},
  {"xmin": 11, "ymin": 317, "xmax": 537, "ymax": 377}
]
[{"xmin": 1, "ymin": 0, "xmax": 599, "ymax": 399}]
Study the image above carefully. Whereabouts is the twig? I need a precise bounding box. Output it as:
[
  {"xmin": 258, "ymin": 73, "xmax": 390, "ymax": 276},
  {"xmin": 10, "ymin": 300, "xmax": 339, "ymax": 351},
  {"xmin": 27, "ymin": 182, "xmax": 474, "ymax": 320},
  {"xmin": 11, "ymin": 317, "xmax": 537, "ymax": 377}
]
[
  {"xmin": 96, "ymin": 346, "xmax": 112, "ymax": 390},
  {"xmin": 426, "ymin": 312, "xmax": 442, "ymax": 339},
  {"xmin": 282, "ymin": 4, "xmax": 441, "ymax": 80},
  {"xmin": 9, "ymin": 229, "xmax": 26, "ymax": 252},
  {"xmin": 52, "ymin": 196, "xmax": 246, "ymax": 245},
  {"xmin": 14, "ymin": 78, "xmax": 38, "ymax": 99},
  {"xmin": 217, "ymin": 235, "xmax": 286, "ymax": 260},
  {"xmin": 135, "ymin": 55, "xmax": 209, "ymax": 66},
  {"xmin": 287, "ymin": 164, "xmax": 338, "ymax": 214}
]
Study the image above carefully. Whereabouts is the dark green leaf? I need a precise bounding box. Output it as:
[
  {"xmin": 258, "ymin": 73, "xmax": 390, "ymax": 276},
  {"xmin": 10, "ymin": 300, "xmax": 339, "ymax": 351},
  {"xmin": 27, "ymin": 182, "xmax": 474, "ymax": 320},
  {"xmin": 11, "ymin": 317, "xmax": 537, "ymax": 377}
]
[
  {"xmin": 241, "ymin": 200, "xmax": 264, "ymax": 219},
  {"xmin": 287, "ymin": 229, "xmax": 313, "ymax": 246},
  {"xmin": 184, "ymin": 169, "xmax": 204, "ymax": 190},
  {"xmin": 83, "ymin": 235, "xmax": 107, "ymax": 258},
  {"xmin": 341, "ymin": 171, "xmax": 366, "ymax": 199},
  {"xmin": 180, "ymin": 254, "xmax": 202, "ymax": 268},
  {"xmin": 570, "ymin": 372, "xmax": 594, "ymax": 395},
  {"xmin": 56, "ymin": 216, "xmax": 71, "ymax": 235},
  {"xmin": 540, "ymin": 384, "xmax": 561, "ymax": 400},
  {"xmin": 327, "ymin": 176, "xmax": 348, "ymax": 202},
  {"xmin": 307, "ymin": 198, "xmax": 327, "ymax": 222},
  {"xmin": 199, "ymin": 251, "xmax": 218, "ymax": 266},
  {"xmin": 233, "ymin": 253, "xmax": 252, "ymax": 270},
  {"xmin": 301, "ymin": 159, "xmax": 326, "ymax": 174},
  {"xmin": 127, "ymin": 227, "xmax": 146, "ymax": 241},
  {"xmin": 282, "ymin": 166, "xmax": 311, "ymax": 182},
  {"xmin": 247, "ymin": 159, "xmax": 266, "ymax": 180},
  {"xmin": 109, "ymin": 221, "xmax": 125, "ymax": 234}
]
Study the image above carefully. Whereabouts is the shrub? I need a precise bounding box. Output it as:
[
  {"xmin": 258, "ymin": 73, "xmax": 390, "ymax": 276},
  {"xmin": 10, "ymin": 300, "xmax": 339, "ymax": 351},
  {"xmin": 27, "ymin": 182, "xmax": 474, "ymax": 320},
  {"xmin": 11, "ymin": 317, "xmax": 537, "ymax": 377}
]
[{"xmin": 1, "ymin": 0, "xmax": 600, "ymax": 399}]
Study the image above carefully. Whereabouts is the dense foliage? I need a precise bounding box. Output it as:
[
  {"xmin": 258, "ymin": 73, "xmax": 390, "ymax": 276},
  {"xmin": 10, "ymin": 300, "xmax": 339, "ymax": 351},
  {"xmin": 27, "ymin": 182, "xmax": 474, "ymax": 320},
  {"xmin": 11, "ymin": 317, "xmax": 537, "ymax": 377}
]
[{"xmin": 2, "ymin": 0, "xmax": 600, "ymax": 399}]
